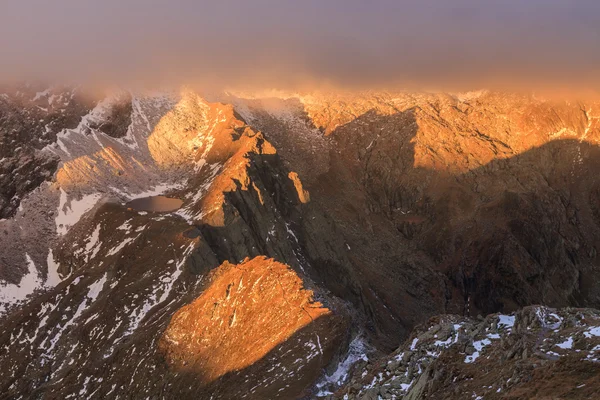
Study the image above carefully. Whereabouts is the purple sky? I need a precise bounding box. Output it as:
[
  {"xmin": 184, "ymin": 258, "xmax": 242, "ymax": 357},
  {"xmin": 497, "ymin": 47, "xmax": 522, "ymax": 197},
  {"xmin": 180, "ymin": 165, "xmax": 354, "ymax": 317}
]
[{"xmin": 1, "ymin": 0, "xmax": 599, "ymax": 89}]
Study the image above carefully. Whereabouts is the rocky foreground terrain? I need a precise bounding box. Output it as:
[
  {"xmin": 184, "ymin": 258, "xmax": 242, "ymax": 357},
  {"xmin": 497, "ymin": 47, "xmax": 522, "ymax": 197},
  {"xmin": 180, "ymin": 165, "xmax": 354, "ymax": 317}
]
[
  {"xmin": 328, "ymin": 306, "xmax": 600, "ymax": 399},
  {"xmin": 1, "ymin": 85, "xmax": 600, "ymax": 398}
]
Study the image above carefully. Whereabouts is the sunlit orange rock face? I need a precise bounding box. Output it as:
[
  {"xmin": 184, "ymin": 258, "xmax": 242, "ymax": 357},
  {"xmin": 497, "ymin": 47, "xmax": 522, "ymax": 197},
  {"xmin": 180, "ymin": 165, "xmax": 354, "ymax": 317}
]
[
  {"xmin": 147, "ymin": 90, "xmax": 252, "ymax": 169},
  {"xmin": 159, "ymin": 256, "xmax": 348, "ymax": 399},
  {"xmin": 288, "ymin": 171, "xmax": 310, "ymax": 203},
  {"xmin": 147, "ymin": 91, "xmax": 214, "ymax": 168},
  {"xmin": 56, "ymin": 146, "xmax": 147, "ymax": 189}
]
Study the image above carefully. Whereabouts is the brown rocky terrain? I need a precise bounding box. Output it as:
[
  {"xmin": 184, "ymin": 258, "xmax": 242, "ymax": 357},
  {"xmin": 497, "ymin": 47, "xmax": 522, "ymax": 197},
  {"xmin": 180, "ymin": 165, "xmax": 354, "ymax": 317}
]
[
  {"xmin": 329, "ymin": 306, "xmax": 600, "ymax": 399},
  {"xmin": 0, "ymin": 84, "xmax": 96, "ymax": 219},
  {"xmin": 1, "ymin": 87, "xmax": 600, "ymax": 398},
  {"xmin": 160, "ymin": 257, "xmax": 349, "ymax": 399},
  {"xmin": 227, "ymin": 90, "xmax": 600, "ymax": 349},
  {"xmin": 0, "ymin": 90, "xmax": 357, "ymax": 399}
]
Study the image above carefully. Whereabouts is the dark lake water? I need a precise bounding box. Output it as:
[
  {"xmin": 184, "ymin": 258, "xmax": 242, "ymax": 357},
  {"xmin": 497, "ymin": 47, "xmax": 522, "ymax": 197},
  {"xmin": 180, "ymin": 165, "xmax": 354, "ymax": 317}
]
[{"xmin": 125, "ymin": 196, "xmax": 183, "ymax": 212}]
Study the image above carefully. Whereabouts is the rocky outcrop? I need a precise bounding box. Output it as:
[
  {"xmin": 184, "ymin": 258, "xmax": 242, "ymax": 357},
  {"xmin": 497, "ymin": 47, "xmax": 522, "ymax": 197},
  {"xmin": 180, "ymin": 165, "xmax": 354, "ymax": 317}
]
[
  {"xmin": 147, "ymin": 90, "xmax": 216, "ymax": 168},
  {"xmin": 86, "ymin": 92, "xmax": 133, "ymax": 138},
  {"xmin": 332, "ymin": 306, "xmax": 600, "ymax": 399},
  {"xmin": 160, "ymin": 257, "xmax": 349, "ymax": 399}
]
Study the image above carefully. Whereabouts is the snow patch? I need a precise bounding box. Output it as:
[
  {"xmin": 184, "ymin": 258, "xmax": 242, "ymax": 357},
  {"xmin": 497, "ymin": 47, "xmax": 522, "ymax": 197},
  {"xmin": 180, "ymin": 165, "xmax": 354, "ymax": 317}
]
[
  {"xmin": 33, "ymin": 87, "xmax": 52, "ymax": 101},
  {"xmin": 55, "ymin": 189, "xmax": 102, "ymax": 235},
  {"xmin": 498, "ymin": 315, "xmax": 515, "ymax": 329},
  {"xmin": 465, "ymin": 338, "xmax": 492, "ymax": 363},
  {"xmin": 584, "ymin": 327, "xmax": 600, "ymax": 338},
  {"xmin": 316, "ymin": 335, "xmax": 369, "ymax": 395},
  {"xmin": 46, "ymin": 249, "xmax": 62, "ymax": 287},
  {"xmin": 107, "ymin": 235, "xmax": 140, "ymax": 256},
  {"xmin": 410, "ymin": 338, "xmax": 419, "ymax": 350},
  {"xmin": 84, "ymin": 224, "xmax": 102, "ymax": 261},
  {"xmin": 87, "ymin": 273, "xmax": 108, "ymax": 302},
  {"xmin": 556, "ymin": 337, "xmax": 574, "ymax": 349},
  {"xmin": 0, "ymin": 254, "xmax": 43, "ymax": 314},
  {"xmin": 113, "ymin": 182, "xmax": 184, "ymax": 201}
]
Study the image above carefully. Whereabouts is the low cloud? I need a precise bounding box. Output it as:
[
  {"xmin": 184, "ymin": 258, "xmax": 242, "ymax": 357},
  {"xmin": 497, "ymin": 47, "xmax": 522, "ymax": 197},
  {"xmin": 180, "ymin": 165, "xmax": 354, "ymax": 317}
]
[{"xmin": 1, "ymin": 0, "xmax": 599, "ymax": 91}]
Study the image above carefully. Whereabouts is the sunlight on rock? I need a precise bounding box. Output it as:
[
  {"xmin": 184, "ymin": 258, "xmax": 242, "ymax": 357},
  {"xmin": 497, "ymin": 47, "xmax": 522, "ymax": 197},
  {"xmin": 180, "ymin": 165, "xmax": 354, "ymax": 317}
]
[
  {"xmin": 160, "ymin": 257, "xmax": 333, "ymax": 384},
  {"xmin": 288, "ymin": 171, "xmax": 310, "ymax": 203}
]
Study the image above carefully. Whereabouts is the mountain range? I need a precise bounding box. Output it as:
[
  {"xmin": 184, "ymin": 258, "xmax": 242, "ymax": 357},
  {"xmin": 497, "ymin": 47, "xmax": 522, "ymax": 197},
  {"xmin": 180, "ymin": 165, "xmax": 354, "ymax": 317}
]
[{"xmin": 1, "ymin": 84, "xmax": 600, "ymax": 399}]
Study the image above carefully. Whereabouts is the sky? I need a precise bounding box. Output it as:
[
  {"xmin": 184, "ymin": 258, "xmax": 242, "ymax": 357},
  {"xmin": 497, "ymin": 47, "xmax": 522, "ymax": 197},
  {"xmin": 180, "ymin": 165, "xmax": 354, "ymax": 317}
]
[{"xmin": 1, "ymin": 0, "xmax": 599, "ymax": 91}]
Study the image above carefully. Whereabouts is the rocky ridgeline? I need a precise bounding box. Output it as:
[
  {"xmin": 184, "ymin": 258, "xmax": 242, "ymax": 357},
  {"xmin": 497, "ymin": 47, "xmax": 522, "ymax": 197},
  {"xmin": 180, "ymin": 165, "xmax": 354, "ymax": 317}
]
[
  {"xmin": 329, "ymin": 306, "xmax": 600, "ymax": 399},
  {"xmin": 233, "ymin": 90, "xmax": 600, "ymax": 350},
  {"xmin": 0, "ymin": 84, "xmax": 95, "ymax": 218},
  {"xmin": 0, "ymin": 89, "xmax": 356, "ymax": 399}
]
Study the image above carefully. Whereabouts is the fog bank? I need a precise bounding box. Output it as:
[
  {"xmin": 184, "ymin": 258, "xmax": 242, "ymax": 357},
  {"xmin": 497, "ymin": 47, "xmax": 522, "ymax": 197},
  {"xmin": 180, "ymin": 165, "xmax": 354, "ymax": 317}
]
[{"xmin": 1, "ymin": 1, "xmax": 599, "ymax": 91}]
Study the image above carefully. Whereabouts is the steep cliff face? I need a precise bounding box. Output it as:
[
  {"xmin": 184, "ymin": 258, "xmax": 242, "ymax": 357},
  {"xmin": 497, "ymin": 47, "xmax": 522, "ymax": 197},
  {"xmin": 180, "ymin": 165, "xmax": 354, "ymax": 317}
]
[
  {"xmin": 1, "ymin": 87, "xmax": 600, "ymax": 398},
  {"xmin": 324, "ymin": 92, "xmax": 600, "ymax": 320}
]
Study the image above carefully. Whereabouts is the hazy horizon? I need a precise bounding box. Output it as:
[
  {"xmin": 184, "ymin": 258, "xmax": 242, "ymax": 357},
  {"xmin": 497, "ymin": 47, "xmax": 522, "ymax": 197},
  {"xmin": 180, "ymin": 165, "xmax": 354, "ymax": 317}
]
[{"xmin": 1, "ymin": 1, "xmax": 599, "ymax": 92}]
